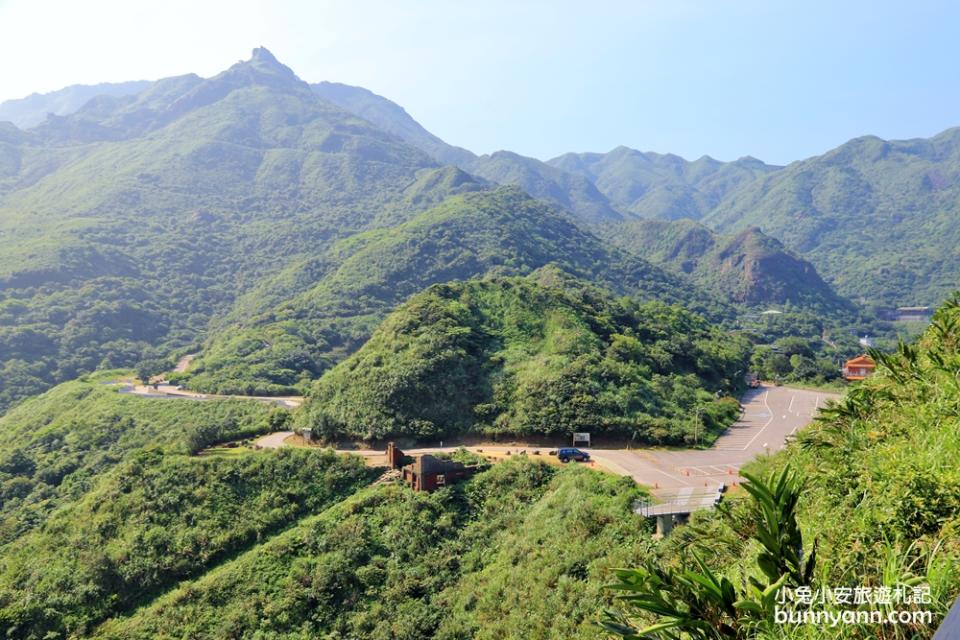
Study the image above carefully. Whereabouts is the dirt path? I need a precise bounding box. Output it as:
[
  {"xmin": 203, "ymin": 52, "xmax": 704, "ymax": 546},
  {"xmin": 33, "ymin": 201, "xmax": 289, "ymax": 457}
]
[
  {"xmin": 254, "ymin": 431, "xmax": 295, "ymax": 448},
  {"xmin": 173, "ymin": 353, "xmax": 197, "ymax": 373},
  {"xmin": 118, "ymin": 383, "xmax": 304, "ymax": 408}
]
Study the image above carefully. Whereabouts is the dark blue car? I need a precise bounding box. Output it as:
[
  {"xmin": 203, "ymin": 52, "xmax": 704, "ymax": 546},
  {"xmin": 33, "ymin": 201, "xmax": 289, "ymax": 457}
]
[{"xmin": 557, "ymin": 448, "xmax": 590, "ymax": 463}]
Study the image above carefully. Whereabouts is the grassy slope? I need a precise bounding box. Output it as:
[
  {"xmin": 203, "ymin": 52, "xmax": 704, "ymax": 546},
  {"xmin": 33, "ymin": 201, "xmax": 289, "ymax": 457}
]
[
  {"xmin": 0, "ymin": 449, "xmax": 375, "ymax": 638},
  {"xmin": 0, "ymin": 372, "xmax": 288, "ymax": 544},
  {"xmin": 94, "ymin": 460, "xmax": 651, "ymax": 640}
]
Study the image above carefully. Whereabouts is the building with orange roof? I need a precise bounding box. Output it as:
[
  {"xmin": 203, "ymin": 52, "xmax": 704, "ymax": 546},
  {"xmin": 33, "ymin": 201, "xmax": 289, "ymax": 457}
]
[{"xmin": 843, "ymin": 354, "xmax": 876, "ymax": 381}]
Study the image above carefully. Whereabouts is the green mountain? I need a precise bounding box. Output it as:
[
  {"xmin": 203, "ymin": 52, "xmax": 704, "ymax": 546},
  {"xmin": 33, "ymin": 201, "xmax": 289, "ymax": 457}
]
[
  {"xmin": 598, "ymin": 218, "xmax": 855, "ymax": 314},
  {"xmin": 92, "ymin": 460, "xmax": 647, "ymax": 640},
  {"xmin": 310, "ymin": 81, "xmax": 477, "ymax": 167},
  {"xmin": 466, "ymin": 151, "xmax": 627, "ymax": 223},
  {"xmin": 0, "ymin": 81, "xmax": 151, "ymax": 129},
  {"xmin": 704, "ymin": 128, "xmax": 960, "ymax": 307},
  {"xmin": 182, "ymin": 188, "xmax": 726, "ymax": 395},
  {"xmin": 0, "ymin": 48, "xmax": 473, "ymax": 412},
  {"xmin": 300, "ymin": 267, "xmax": 747, "ymax": 443},
  {"xmin": 309, "ymin": 83, "xmax": 627, "ymax": 224},
  {"xmin": 549, "ymin": 146, "xmax": 779, "ymax": 220}
]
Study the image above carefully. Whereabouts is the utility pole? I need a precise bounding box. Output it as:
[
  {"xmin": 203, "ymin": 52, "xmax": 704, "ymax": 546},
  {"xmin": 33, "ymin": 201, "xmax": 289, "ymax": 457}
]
[{"xmin": 693, "ymin": 404, "xmax": 701, "ymax": 446}]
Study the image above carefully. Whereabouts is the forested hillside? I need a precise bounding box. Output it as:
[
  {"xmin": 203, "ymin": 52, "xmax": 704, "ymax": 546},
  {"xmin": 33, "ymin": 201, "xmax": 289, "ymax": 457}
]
[
  {"xmin": 0, "ymin": 374, "xmax": 376, "ymax": 638},
  {"xmin": 0, "ymin": 373, "xmax": 290, "ymax": 545},
  {"xmin": 599, "ymin": 218, "xmax": 854, "ymax": 314},
  {"xmin": 466, "ymin": 151, "xmax": 626, "ymax": 223},
  {"xmin": 301, "ymin": 268, "xmax": 748, "ymax": 443},
  {"xmin": 94, "ymin": 460, "xmax": 650, "ymax": 640},
  {"xmin": 549, "ymin": 146, "xmax": 779, "ymax": 220},
  {"xmin": 180, "ymin": 188, "xmax": 726, "ymax": 396},
  {"xmin": 0, "ymin": 48, "xmax": 465, "ymax": 412},
  {"xmin": 704, "ymin": 128, "xmax": 960, "ymax": 307}
]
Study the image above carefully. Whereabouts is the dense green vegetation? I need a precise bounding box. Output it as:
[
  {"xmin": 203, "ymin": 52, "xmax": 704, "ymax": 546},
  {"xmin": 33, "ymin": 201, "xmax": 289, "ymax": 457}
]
[
  {"xmin": 92, "ymin": 459, "xmax": 651, "ymax": 640},
  {"xmin": 0, "ymin": 373, "xmax": 289, "ymax": 544},
  {"xmin": 467, "ymin": 150, "xmax": 625, "ymax": 223},
  {"xmin": 3, "ymin": 42, "xmax": 960, "ymax": 640},
  {"xmin": 597, "ymin": 219, "xmax": 854, "ymax": 315},
  {"xmin": 705, "ymin": 128, "xmax": 960, "ymax": 307},
  {"xmin": 0, "ymin": 448, "xmax": 374, "ymax": 638},
  {"xmin": 301, "ymin": 268, "xmax": 748, "ymax": 443},
  {"xmin": 548, "ymin": 147, "xmax": 778, "ymax": 221},
  {"xmin": 181, "ymin": 188, "xmax": 725, "ymax": 396},
  {"xmin": 0, "ymin": 49, "xmax": 476, "ymax": 412},
  {"xmin": 612, "ymin": 297, "xmax": 960, "ymax": 638}
]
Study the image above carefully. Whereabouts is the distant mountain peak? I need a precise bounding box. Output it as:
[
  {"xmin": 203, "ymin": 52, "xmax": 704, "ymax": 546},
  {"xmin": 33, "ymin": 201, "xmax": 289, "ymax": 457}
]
[
  {"xmin": 251, "ymin": 47, "xmax": 279, "ymax": 64},
  {"xmin": 237, "ymin": 46, "xmax": 300, "ymax": 81}
]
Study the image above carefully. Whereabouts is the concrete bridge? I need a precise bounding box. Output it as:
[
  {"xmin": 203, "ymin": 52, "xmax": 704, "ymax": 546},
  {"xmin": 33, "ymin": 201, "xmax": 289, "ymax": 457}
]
[{"xmin": 635, "ymin": 485, "xmax": 726, "ymax": 535}]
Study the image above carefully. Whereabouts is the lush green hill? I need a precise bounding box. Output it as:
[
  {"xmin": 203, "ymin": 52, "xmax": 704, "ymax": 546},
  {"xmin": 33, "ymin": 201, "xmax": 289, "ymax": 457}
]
[
  {"xmin": 0, "ymin": 48, "xmax": 477, "ymax": 412},
  {"xmin": 0, "ymin": 372, "xmax": 289, "ymax": 544},
  {"xmin": 181, "ymin": 188, "xmax": 730, "ymax": 396},
  {"xmin": 598, "ymin": 218, "xmax": 855, "ymax": 314},
  {"xmin": 0, "ymin": 447, "xmax": 373, "ymax": 638},
  {"xmin": 92, "ymin": 459, "xmax": 650, "ymax": 640},
  {"xmin": 704, "ymin": 128, "xmax": 960, "ymax": 307},
  {"xmin": 300, "ymin": 268, "xmax": 747, "ymax": 443},
  {"xmin": 549, "ymin": 146, "xmax": 779, "ymax": 220}
]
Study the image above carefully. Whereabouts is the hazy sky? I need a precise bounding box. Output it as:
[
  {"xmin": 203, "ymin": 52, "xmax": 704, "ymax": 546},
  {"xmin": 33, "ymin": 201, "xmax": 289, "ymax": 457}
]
[{"xmin": 1, "ymin": 0, "xmax": 957, "ymax": 164}]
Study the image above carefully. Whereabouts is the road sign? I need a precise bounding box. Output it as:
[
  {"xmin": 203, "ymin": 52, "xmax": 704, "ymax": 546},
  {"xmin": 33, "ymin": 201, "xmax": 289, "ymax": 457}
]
[{"xmin": 573, "ymin": 432, "xmax": 590, "ymax": 446}]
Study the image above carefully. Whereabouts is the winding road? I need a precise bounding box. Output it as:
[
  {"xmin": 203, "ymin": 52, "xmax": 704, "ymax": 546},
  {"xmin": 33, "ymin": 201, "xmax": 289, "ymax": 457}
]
[{"xmin": 118, "ymin": 383, "xmax": 304, "ymax": 408}]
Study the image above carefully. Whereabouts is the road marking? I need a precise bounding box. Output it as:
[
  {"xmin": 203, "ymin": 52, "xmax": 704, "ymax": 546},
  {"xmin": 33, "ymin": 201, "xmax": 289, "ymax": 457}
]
[
  {"xmin": 787, "ymin": 394, "xmax": 796, "ymax": 413},
  {"xmin": 649, "ymin": 465, "xmax": 694, "ymax": 486},
  {"xmin": 741, "ymin": 390, "xmax": 775, "ymax": 451}
]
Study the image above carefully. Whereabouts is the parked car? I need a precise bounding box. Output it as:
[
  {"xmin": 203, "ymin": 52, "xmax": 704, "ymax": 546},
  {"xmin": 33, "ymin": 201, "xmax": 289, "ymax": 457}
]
[{"xmin": 557, "ymin": 447, "xmax": 590, "ymax": 463}]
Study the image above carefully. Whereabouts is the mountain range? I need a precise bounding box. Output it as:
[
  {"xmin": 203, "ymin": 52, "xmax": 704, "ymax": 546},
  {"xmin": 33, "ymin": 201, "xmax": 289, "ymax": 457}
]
[
  {"xmin": 0, "ymin": 46, "xmax": 953, "ymax": 410},
  {"xmin": 0, "ymin": 46, "xmax": 958, "ymax": 640}
]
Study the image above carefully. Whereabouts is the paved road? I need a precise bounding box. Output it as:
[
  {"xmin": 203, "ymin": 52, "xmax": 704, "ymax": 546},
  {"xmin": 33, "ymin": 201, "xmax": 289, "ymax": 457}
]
[{"xmin": 592, "ymin": 385, "xmax": 836, "ymax": 497}]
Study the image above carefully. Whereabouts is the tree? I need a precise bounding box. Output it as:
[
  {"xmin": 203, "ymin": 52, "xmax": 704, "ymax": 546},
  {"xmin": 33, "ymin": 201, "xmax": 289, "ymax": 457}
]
[{"xmin": 135, "ymin": 357, "xmax": 171, "ymax": 384}]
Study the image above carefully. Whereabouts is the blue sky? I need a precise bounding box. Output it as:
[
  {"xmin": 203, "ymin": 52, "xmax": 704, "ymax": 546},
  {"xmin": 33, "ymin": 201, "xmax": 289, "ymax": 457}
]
[{"xmin": 0, "ymin": 0, "xmax": 957, "ymax": 164}]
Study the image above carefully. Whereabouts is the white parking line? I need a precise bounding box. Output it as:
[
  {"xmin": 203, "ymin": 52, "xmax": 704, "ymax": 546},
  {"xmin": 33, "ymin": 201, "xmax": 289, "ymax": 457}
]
[{"xmin": 741, "ymin": 390, "xmax": 774, "ymax": 451}]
